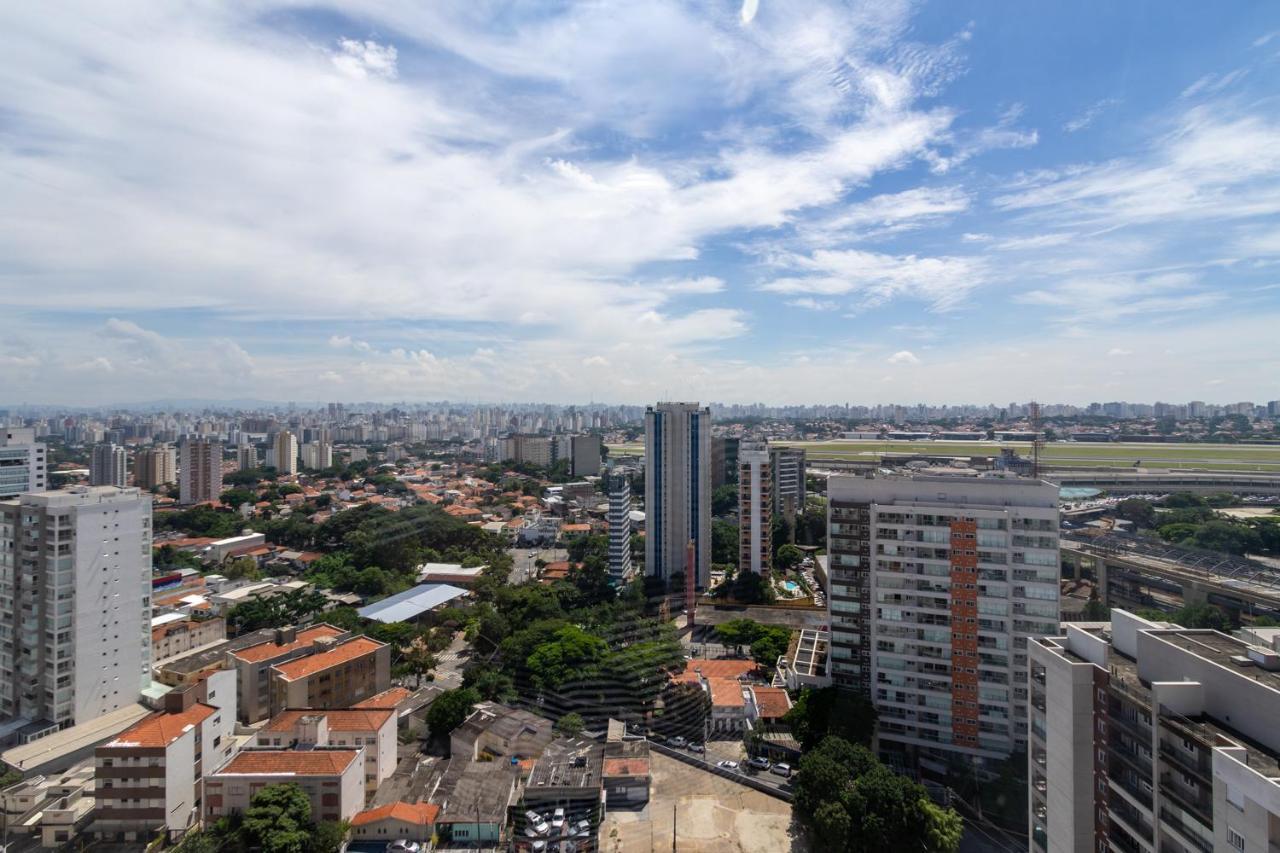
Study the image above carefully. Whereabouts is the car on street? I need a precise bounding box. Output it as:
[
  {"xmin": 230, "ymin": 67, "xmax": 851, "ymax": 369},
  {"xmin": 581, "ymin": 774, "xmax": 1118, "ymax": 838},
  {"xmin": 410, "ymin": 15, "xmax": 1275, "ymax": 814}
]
[
  {"xmin": 387, "ymin": 842, "xmax": 422, "ymax": 853},
  {"xmin": 669, "ymin": 736, "xmax": 686, "ymax": 748},
  {"xmin": 717, "ymin": 759, "xmax": 739, "ymax": 770},
  {"xmin": 770, "ymin": 762, "xmax": 792, "ymax": 777},
  {"xmin": 686, "ymin": 742, "xmax": 705, "ymax": 754},
  {"xmin": 747, "ymin": 756, "xmax": 771, "ymax": 770}
]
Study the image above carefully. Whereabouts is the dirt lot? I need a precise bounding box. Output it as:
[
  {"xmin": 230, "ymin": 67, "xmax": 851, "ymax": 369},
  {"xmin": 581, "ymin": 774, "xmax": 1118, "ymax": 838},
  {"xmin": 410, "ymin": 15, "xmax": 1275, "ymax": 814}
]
[{"xmin": 601, "ymin": 753, "xmax": 806, "ymax": 853}]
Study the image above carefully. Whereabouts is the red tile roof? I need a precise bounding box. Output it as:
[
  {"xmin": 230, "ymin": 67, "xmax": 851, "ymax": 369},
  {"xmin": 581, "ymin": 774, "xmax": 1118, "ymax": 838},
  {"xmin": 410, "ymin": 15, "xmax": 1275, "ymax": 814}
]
[
  {"xmin": 751, "ymin": 686, "xmax": 793, "ymax": 719},
  {"xmin": 351, "ymin": 802, "xmax": 440, "ymax": 827},
  {"xmin": 103, "ymin": 703, "xmax": 218, "ymax": 749},
  {"xmin": 707, "ymin": 678, "xmax": 746, "ymax": 708},
  {"xmin": 230, "ymin": 624, "xmax": 345, "ymax": 664},
  {"xmin": 264, "ymin": 708, "xmax": 394, "ymax": 733},
  {"xmin": 216, "ymin": 749, "xmax": 359, "ymax": 776},
  {"xmin": 682, "ymin": 659, "xmax": 760, "ymax": 679},
  {"xmin": 352, "ymin": 687, "xmax": 411, "ymax": 709},
  {"xmin": 271, "ymin": 636, "xmax": 384, "ymax": 682},
  {"xmin": 603, "ymin": 757, "xmax": 650, "ymax": 777}
]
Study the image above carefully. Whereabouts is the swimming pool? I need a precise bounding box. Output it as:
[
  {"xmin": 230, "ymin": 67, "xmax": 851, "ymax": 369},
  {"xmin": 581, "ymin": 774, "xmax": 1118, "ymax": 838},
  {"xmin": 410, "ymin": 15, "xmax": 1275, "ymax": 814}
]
[{"xmin": 783, "ymin": 581, "xmax": 800, "ymax": 594}]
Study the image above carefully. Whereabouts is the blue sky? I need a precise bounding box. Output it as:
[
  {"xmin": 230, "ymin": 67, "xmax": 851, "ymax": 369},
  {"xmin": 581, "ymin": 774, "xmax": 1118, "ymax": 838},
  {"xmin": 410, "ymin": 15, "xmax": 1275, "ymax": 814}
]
[{"xmin": 2, "ymin": 1, "xmax": 1279, "ymax": 405}]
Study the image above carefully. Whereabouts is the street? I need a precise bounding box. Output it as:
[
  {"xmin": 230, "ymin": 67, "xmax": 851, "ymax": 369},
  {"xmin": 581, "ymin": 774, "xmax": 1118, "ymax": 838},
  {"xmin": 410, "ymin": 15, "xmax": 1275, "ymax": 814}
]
[{"xmin": 506, "ymin": 546, "xmax": 567, "ymax": 584}]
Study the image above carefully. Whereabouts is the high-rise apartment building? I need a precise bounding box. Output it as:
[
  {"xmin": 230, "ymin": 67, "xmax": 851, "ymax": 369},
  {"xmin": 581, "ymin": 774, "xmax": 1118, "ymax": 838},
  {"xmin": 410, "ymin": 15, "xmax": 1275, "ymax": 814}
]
[
  {"xmin": 826, "ymin": 472, "xmax": 1059, "ymax": 765},
  {"xmin": 1029, "ymin": 611, "xmax": 1280, "ymax": 853},
  {"xmin": 300, "ymin": 441, "xmax": 333, "ymax": 471},
  {"xmin": 179, "ymin": 438, "xmax": 222, "ymax": 504},
  {"xmin": 737, "ymin": 442, "xmax": 772, "ymax": 575},
  {"xmin": 0, "ymin": 486, "xmax": 152, "ymax": 733},
  {"xmin": 769, "ymin": 446, "xmax": 806, "ymax": 520},
  {"xmin": 273, "ymin": 430, "xmax": 299, "ymax": 476},
  {"xmin": 570, "ymin": 434, "xmax": 602, "ymax": 477},
  {"xmin": 90, "ymin": 443, "xmax": 128, "ymax": 488},
  {"xmin": 133, "ymin": 443, "xmax": 176, "ymax": 490},
  {"xmin": 711, "ymin": 436, "xmax": 740, "ymax": 489},
  {"xmin": 236, "ymin": 442, "xmax": 257, "ymax": 471},
  {"xmin": 502, "ymin": 434, "xmax": 552, "ymax": 468},
  {"xmin": 606, "ymin": 472, "xmax": 633, "ymax": 583},
  {"xmin": 0, "ymin": 428, "xmax": 47, "ymax": 498},
  {"xmin": 644, "ymin": 402, "xmax": 711, "ymax": 588}
]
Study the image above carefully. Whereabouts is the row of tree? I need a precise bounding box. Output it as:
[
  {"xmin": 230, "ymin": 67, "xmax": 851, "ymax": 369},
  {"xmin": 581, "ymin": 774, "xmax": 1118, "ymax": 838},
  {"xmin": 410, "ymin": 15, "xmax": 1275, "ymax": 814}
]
[{"xmin": 1115, "ymin": 493, "xmax": 1280, "ymax": 556}]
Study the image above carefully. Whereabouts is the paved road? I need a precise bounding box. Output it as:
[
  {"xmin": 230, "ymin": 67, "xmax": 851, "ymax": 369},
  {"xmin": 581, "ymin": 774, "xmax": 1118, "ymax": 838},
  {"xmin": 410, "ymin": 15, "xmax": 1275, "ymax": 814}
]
[
  {"xmin": 506, "ymin": 546, "xmax": 567, "ymax": 584},
  {"xmin": 432, "ymin": 631, "xmax": 470, "ymax": 687}
]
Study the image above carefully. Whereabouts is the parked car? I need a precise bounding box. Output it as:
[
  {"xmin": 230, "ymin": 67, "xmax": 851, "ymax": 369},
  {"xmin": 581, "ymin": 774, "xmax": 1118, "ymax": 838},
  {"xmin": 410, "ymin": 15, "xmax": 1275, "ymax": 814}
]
[
  {"xmin": 525, "ymin": 810, "xmax": 550, "ymax": 836},
  {"xmin": 717, "ymin": 760, "xmax": 740, "ymax": 770},
  {"xmin": 770, "ymin": 762, "xmax": 792, "ymax": 778},
  {"xmin": 686, "ymin": 742, "xmax": 705, "ymax": 754},
  {"xmin": 386, "ymin": 842, "xmax": 421, "ymax": 853},
  {"xmin": 747, "ymin": 756, "xmax": 771, "ymax": 770},
  {"xmin": 573, "ymin": 819, "xmax": 592, "ymax": 836},
  {"xmin": 669, "ymin": 736, "xmax": 687, "ymax": 748},
  {"xmin": 552, "ymin": 808, "xmax": 566, "ymax": 831}
]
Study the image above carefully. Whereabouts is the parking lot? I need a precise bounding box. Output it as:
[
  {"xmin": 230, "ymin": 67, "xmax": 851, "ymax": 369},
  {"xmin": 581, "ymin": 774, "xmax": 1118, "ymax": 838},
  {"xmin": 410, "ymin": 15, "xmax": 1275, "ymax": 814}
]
[{"xmin": 600, "ymin": 753, "xmax": 806, "ymax": 853}]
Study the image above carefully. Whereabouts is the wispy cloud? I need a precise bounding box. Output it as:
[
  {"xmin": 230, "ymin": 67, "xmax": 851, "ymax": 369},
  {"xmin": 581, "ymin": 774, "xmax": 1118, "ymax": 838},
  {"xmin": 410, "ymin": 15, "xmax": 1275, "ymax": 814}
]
[
  {"xmin": 760, "ymin": 249, "xmax": 987, "ymax": 312},
  {"xmin": 1064, "ymin": 97, "xmax": 1120, "ymax": 133}
]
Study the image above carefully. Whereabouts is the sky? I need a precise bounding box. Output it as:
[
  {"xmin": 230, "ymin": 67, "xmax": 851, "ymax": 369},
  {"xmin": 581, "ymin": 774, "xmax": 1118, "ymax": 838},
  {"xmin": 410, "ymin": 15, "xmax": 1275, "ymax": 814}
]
[{"xmin": 2, "ymin": 1, "xmax": 1280, "ymax": 407}]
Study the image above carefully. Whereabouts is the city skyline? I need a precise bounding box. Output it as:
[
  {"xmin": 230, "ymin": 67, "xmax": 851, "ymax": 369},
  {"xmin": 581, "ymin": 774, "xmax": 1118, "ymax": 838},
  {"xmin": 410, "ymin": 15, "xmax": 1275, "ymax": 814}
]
[{"xmin": 3, "ymin": 2, "xmax": 1280, "ymax": 404}]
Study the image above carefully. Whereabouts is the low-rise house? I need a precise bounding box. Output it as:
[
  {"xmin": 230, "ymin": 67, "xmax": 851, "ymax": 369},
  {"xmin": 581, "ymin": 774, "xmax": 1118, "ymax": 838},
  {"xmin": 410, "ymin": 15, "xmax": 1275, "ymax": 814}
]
[
  {"xmin": 450, "ymin": 703, "xmax": 554, "ymax": 761},
  {"xmin": 0, "ymin": 761, "xmax": 96, "ymax": 849},
  {"xmin": 151, "ymin": 614, "xmax": 226, "ymax": 663},
  {"xmin": 602, "ymin": 722, "xmax": 650, "ymax": 807},
  {"xmin": 258, "ymin": 708, "xmax": 396, "ymax": 793},
  {"xmin": 205, "ymin": 749, "xmax": 364, "ymax": 824},
  {"xmin": 434, "ymin": 760, "xmax": 520, "ymax": 847},
  {"xmin": 349, "ymin": 801, "xmax": 440, "ymax": 845}
]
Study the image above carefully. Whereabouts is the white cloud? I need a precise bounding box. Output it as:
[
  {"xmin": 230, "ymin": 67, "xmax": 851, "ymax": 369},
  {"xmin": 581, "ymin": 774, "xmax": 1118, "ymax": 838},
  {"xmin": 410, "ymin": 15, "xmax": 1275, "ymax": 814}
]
[
  {"xmin": 332, "ymin": 39, "xmax": 398, "ymax": 80},
  {"xmin": 1064, "ymin": 97, "xmax": 1120, "ymax": 133},
  {"xmin": 1107, "ymin": 347, "xmax": 1132, "ymax": 357},
  {"xmin": 1180, "ymin": 68, "xmax": 1247, "ymax": 99},
  {"xmin": 740, "ymin": 0, "xmax": 760, "ymax": 25},
  {"xmin": 1015, "ymin": 271, "xmax": 1224, "ymax": 324},
  {"xmin": 760, "ymin": 248, "xmax": 987, "ymax": 312},
  {"xmin": 786, "ymin": 297, "xmax": 839, "ymax": 311},
  {"xmin": 887, "ymin": 350, "xmax": 920, "ymax": 365},
  {"xmin": 582, "ymin": 355, "xmax": 610, "ymax": 367}
]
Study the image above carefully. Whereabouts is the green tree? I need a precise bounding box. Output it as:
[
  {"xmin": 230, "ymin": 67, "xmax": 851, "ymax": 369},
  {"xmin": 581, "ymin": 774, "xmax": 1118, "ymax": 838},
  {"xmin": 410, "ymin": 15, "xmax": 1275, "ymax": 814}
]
[
  {"xmin": 1115, "ymin": 498, "xmax": 1157, "ymax": 529},
  {"xmin": 783, "ymin": 687, "xmax": 877, "ymax": 750},
  {"xmin": 712, "ymin": 519, "xmax": 738, "ymax": 564},
  {"xmin": 525, "ymin": 625, "xmax": 610, "ymax": 691},
  {"xmin": 711, "ymin": 484, "xmax": 739, "ymax": 516},
  {"xmin": 750, "ymin": 625, "xmax": 792, "ymax": 669},
  {"xmin": 243, "ymin": 784, "xmax": 314, "ymax": 853},
  {"xmin": 776, "ymin": 543, "xmax": 804, "ymax": 571},
  {"xmin": 427, "ymin": 687, "xmax": 481, "ymax": 738},
  {"xmin": 555, "ymin": 712, "xmax": 585, "ymax": 737},
  {"xmin": 223, "ymin": 556, "xmax": 260, "ymax": 581}
]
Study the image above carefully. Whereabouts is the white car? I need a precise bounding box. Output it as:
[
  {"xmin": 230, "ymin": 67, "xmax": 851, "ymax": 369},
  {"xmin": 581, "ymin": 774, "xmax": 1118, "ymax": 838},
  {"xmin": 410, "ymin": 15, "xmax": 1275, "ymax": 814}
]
[
  {"xmin": 525, "ymin": 810, "xmax": 550, "ymax": 836},
  {"xmin": 386, "ymin": 842, "xmax": 421, "ymax": 853},
  {"xmin": 552, "ymin": 807, "xmax": 567, "ymax": 830},
  {"xmin": 717, "ymin": 759, "xmax": 739, "ymax": 771}
]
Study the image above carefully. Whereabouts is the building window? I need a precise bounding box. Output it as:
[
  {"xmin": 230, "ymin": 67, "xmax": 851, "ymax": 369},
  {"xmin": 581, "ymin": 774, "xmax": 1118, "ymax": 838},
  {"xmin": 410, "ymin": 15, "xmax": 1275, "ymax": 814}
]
[{"xmin": 1228, "ymin": 828, "xmax": 1245, "ymax": 851}]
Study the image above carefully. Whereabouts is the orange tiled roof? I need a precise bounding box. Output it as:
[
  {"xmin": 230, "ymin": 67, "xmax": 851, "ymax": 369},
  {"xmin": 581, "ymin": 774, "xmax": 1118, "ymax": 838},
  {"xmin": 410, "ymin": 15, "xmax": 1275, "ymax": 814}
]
[
  {"xmin": 683, "ymin": 659, "xmax": 759, "ymax": 679},
  {"xmin": 216, "ymin": 749, "xmax": 359, "ymax": 776},
  {"xmin": 104, "ymin": 703, "xmax": 217, "ymax": 749},
  {"xmin": 230, "ymin": 624, "xmax": 345, "ymax": 664},
  {"xmin": 751, "ymin": 686, "xmax": 793, "ymax": 719},
  {"xmin": 707, "ymin": 678, "xmax": 746, "ymax": 708},
  {"xmin": 603, "ymin": 757, "xmax": 649, "ymax": 777},
  {"xmin": 264, "ymin": 708, "xmax": 394, "ymax": 732},
  {"xmin": 352, "ymin": 687, "xmax": 411, "ymax": 709},
  {"xmin": 351, "ymin": 801, "xmax": 440, "ymax": 827},
  {"xmin": 271, "ymin": 636, "xmax": 384, "ymax": 681}
]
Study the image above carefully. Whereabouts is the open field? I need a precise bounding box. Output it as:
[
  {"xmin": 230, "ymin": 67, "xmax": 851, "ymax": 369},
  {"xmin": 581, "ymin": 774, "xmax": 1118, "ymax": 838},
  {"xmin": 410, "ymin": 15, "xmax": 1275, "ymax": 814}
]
[{"xmin": 607, "ymin": 440, "xmax": 1280, "ymax": 473}]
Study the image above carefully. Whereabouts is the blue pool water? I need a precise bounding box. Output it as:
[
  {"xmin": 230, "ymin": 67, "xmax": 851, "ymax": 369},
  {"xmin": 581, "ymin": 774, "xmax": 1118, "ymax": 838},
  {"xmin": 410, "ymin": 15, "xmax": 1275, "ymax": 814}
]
[
  {"xmin": 1059, "ymin": 487, "xmax": 1102, "ymax": 500},
  {"xmin": 783, "ymin": 581, "xmax": 800, "ymax": 593}
]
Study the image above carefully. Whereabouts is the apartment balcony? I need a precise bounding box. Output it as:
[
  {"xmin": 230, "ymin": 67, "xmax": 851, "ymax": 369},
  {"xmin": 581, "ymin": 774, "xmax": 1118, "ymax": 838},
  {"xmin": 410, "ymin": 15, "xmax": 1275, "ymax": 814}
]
[
  {"xmin": 1158, "ymin": 740, "xmax": 1212, "ymax": 785},
  {"xmin": 1159, "ymin": 775, "xmax": 1212, "ymax": 825}
]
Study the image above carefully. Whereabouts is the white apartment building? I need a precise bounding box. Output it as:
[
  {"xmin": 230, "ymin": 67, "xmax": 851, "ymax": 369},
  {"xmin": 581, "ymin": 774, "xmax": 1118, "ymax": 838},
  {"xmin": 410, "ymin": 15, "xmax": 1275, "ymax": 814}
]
[
  {"xmin": 273, "ymin": 431, "xmax": 299, "ymax": 476},
  {"xmin": 300, "ymin": 441, "xmax": 332, "ymax": 471},
  {"xmin": 826, "ymin": 472, "xmax": 1059, "ymax": 766},
  {"xmin": 606, "ymin": 472, "xmax": 633, "ymax": 583},
  {"xmin": 236, "ymin": 442, "xmax": 257, "ymax": 471},
  {"xmin": 0, "ymin": 428, "xmax": 47, "ymax": 498},
  {"xmin": 737, "ymin": 442, "xmax": 772, "ymax": 575},
  {"xmin": 0, "ymin": 486, "xmax": 153, "ymax": 735},
  {"xmin": 90, "ymin": 444, "xmax": 128, "ymax": 488},
  {"xmin": 644, "ymin": 402, "xmax": 711, "ymax": 587},
  {"xmin": 769, "ymin": 446, "xmax": 806, "ymax": 520},
  {"xmin": 178, "ymin": 439, "xmax": 222, "ymax": 504},
  {"xmin": 1030, "ymin": 610, "xmax": 1280, "ymax": 853}
]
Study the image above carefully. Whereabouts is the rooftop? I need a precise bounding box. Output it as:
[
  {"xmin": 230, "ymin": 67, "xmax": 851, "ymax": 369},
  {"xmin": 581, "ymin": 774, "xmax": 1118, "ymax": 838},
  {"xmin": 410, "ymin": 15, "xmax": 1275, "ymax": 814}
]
[
  {"xmin": 351, "ymin": 801, "xmax": 440, "ymax": 827},
  {"xmin": 357, "ymin": 583, "xmax": 468, "ymax": 623},
  {"xmin": 526, "ymin": 738, "xmax": 603, "ymax": 792},
  {"xmin": 264, "ymin": 708, "xmax": 394, "ymax": 733},
  {"xmin": 751, "ymin": 686, "xmax": 793, "ymax": 719},
  {"xmin": 437, "ymin": 760, "xmax": 519, "ymax": 823},
  {"xmin": 352, "ymin": 686, "xmax": 412, "ymax": 710},
  {"xmin": 271, "ymin": 636, "xmax": 385, "ymax": 681},
  {"xmin": 216, "ymin": 749, "xmax": 359, "ymax": 776},
  {"xmin": 2, "ymin": 704, "xmax": 153, "ymax": 773},
  {"xmin": 603, "ymin": 756, "xmax": 649, "ymax": 777},
  {"xmin": 230, "ymin": 624, "xmax": 345, "ymax": 664},
  {"xmin": 102, "ymin": 703, "xmax": 217, "ymax": 749}
]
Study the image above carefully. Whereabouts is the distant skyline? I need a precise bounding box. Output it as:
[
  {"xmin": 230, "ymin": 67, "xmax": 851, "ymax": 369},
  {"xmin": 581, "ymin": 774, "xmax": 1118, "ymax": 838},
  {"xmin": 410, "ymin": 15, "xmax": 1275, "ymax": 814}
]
[{"xmin": 3, "ymin": 2, "xmax": 1280, "ymax": 405}]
